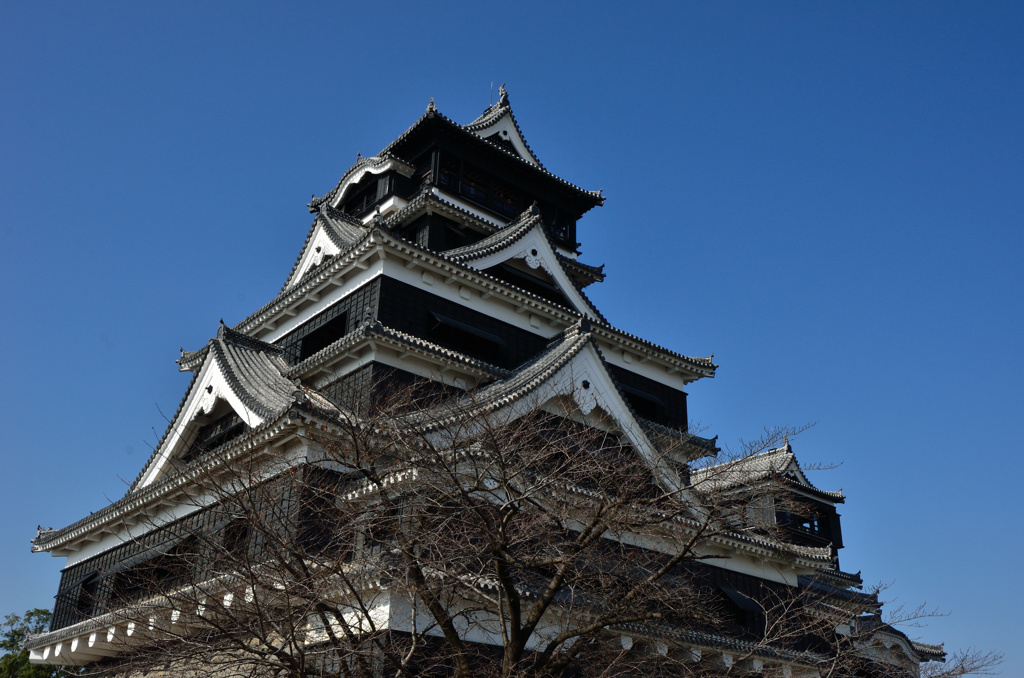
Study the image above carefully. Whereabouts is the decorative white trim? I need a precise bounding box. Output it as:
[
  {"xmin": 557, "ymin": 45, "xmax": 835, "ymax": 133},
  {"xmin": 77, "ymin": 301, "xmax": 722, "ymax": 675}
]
[
  {"xmin": 457, "ymin": 226, "xmax": 600, "ymax": 319},
  {"xmin": 359, "ymin": 196, "xmax": 408, "ymax": 225},
  {"xmin": 327, "ymin": 157, "xmax": 415, "ymax": 210},
  {"xmin": 285, "ymin": 224, "xmax": 345, "ymax": 290},
  {"xmin": 470, "ymin": 115, "xmax": 540, "ymax": 167},
  {"xmin": 137, "ymin": 356, "xmax": 266, "ymax": 490}
]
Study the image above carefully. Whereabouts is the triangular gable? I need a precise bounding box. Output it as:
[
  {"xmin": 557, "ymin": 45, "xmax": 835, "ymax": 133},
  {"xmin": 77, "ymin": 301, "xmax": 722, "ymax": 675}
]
[
  {"xmin": 443, "ymin": 207, "xmax": 602, "ymax": 319},
  {"xmin": 517, "ymin": 338, "xmax": 681, "ymax": 490},
  {"xmin": 463, "ymin": 85, "xmax": 542, "ymax": 168},
  {"xmin": 770, "ymin": 445, "xmax": 810, "ymax": 485},
  {"xmin": 135, "ymin": 327, "xmax": 298, "ymax": 491},
  {"xmin": 690, "ymin": 443, "xmax": 844, "ymax": 503},
  {"xmin": 136, "ymin": 357, "xmax": 267, "ymax": 490},
  {"xmin": 284, "ymin": 206, "xmax": 370, "ymax": 291},
  {"xmin": 411, "ymin": 321, "xmax": 683, "ymax": 493},
  {"xmin": 285, "ymin": 217, "xmax": 345, "ymax": 290}
]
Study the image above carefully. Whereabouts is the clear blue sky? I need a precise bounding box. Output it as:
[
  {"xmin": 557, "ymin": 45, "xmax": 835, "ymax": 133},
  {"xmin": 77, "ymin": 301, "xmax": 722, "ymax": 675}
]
[{"xmin": 2, "ymin": 2, "xmax": 1021, "ymax": 673}]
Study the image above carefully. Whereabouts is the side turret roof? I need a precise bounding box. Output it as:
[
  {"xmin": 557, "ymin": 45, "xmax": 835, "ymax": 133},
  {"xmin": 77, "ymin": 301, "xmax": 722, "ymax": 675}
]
[{"xmin": 690, "ymin": 442, "xmax": 845, "ymax": 503}]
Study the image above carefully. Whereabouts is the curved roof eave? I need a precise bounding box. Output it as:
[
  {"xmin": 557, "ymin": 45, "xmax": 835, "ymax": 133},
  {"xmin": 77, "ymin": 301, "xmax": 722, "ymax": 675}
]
[
  {"xmin": 373, "ymin": 99, "xmax": 604, "ymax": 209},
  {"xmin": 463, "ymin": 85, "xmax": 544, "ymax": 168}
]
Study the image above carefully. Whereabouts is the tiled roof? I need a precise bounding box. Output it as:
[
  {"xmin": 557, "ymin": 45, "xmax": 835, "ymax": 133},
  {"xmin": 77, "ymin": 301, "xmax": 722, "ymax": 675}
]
[
  {"xmin": 852, "ymin": 615, "xmax": 946, "ymax": 663},
  {"xmin": 590, "ymin": 323, "xmax": 717, "ymax": 377},
  {"xmin": 126, "ymin": 324, "xmax": 331, "ymax": 494},
  {"xmin": 442, "ymin": 204, "xmax": 542, "ymax": 263},
  {"xmin": 235, "ymin": 224, "xmax": 713, "ymax": 381},
  {"xmin": 384, "ymin": 185, "xmax": 501, "ymax": 234},
  {"xmin": 797, "ymin": 575, "xmax": 880, "ymax": 610},
  {"xmin": 463, "ymin": 85, "xmax": 544, "ymax": 169},
  {"xmin": 281, "ymin": 205, "xmax": 369, "ymax": 293},
  {"xmin": 557, "ymin": 253, "xmax": 605, "ymax": 288},
  {"xmin": 637, "ymin": 417, "xmax": 719, "ymax": 457},
  {"xmin": 309, "ymin": 153, "xmax": 415, "ymax": 213},
  {"xmin": 402, "ymin": 320, "xmax": 594, "ymax": 433},
  {"xmin": 32, "ymin": 407, "xmax": 309, "ymax": 554},
  {"xmin": 373, "ymin": 97, "xmax": 603, "ymax": 206},
  {"xmin": 440, "ymin": 203, "xmax": 607, "ymax": 321},
  {"xmin": 615, "ymin": 620, "xmax": 827, "ymax": 664},
  {"xmin": 690, "ymin": 443, "xmax": 844, "ymax": 502},
  {"xmin": 285, "ymin": 317, "xmax": 510, "ymax": 383},
  {"xmin": 911, "ymin": 641, "xmax": 947, "ymax": 663},
  {"xmin": 668, "ymin": 506, "xmax": 836, "ymax": 564},
  {"xmin": 206, "ymin": 324, "xmax": 296, "ymax": 421}
]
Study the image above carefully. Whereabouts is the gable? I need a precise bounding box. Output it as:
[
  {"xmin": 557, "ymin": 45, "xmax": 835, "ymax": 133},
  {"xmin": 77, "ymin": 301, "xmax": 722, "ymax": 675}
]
[
  {"xmin": 134, "ymin": 325, "xmax": 302, "ymax": 492},
  {"xmin": 413, "ymin": 324, "xmax": 684, "ymax": 494},
  {"xmin": 503, "ymin": 340, "xmax": 686, "ymax": 494},
  {"xmin": 136, "ymin": 356, "xmax": 269, "ymax": 490},
  {"xmin": 462, "ymin": 86, "xmax": 543, "ymax": 168},
  {"xmin": 324, "ymin": 155, "xmax": 415, "ymax": 211},
  {"xmin": 472, "ymin": 115, "xmax": 539, "ymax": 167},
  {"xmin": 444, "ymin": 216, "xmax": 601, "ymax": 319},
  {"xmin": 285, "ymin": 221, "xmax": 344, "ymax": 290}
]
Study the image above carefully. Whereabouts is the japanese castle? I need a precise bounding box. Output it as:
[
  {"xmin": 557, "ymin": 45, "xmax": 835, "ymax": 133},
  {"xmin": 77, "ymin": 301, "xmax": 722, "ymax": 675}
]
[{"xmin": 26, "ymin": 87, "xmax": 944, "ymax": 677}]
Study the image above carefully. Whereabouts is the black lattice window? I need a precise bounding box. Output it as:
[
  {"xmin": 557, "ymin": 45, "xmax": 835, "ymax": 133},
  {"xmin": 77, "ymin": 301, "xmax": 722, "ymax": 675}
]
[
  {"xmin": 182, "ymin": 409, "xmax": 247, "ymax": 463},
  {"xmin": 277, "ymin": 280, "xmax": 380, "ymax": 365}
]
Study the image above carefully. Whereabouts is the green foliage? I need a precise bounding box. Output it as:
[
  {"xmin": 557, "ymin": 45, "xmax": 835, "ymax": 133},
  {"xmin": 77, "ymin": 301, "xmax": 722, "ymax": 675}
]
[{"xmin": 0, "ymin": 610, "xmax": 58, "ymax": 678}]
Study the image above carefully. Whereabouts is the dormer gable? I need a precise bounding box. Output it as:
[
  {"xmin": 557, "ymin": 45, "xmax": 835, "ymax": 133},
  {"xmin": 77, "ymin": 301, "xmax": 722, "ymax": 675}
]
[
  {"xmin": 405, "ymin": 318, "xmax": 684, "ymax": 494},
  {"xmin": 442, "ymin": 204, "xmax": 603, "ymax": 319},
  {"xmin": 690, "ymin": 441, "xmax": 844, "ymax": 505},
  {"xmin": 463, "ymin": 85, "xmax": 542, "ymax": 168},
  {"xmin": 133, "ymin": 324, "xmax": 300, "ymax": 491},
  {"xmin": 283, "ymin": 206, "xmax": 368, "ymax": 291}
]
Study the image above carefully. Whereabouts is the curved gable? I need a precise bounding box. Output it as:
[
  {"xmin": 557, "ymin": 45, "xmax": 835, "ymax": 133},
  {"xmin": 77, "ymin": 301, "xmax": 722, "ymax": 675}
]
[
  {"xmin": 409, "ymin": 321, "xmax": 684, "ymax": 493},
  {"xmin": 325, "ymin": 155, "xmax": 415, "ymax": 211},
  {"xmin": 444, "ymin": 208, "xmax": 603, "ymax": 319},
  {"xmin": 135, "ymin": 327, "xmax": 298, "ymax": 490},
  {"xmin": 463, "ymin": 85, "xmax": 542, "ymax": 168}
]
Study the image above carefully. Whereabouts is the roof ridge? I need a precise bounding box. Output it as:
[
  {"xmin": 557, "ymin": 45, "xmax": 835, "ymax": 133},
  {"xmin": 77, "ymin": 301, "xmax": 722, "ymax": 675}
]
[
  {"xmin": 462, "ymin": 85, "xmax": 545, "ymax": 170},
  {"xmin": 442, "ymin": 204, "xmax": 542, "ymax": 261},
  {"xmin": 405, "ymin": 319, "xmax": 594, "ymax": 432},
  {"xmin": 309, "ymin": 152, "xmax": 413, "ymax": 213}
]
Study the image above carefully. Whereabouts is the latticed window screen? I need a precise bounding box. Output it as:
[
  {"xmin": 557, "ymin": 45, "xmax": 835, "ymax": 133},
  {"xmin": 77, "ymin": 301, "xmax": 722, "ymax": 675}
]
[{"xmin": 277, "ymin": 279, "xmax": 380, "ymax": 365}]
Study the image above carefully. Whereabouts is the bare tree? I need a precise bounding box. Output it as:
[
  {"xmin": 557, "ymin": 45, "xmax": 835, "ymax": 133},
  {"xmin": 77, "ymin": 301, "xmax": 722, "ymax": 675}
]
[{"xmin": 56, "ymin": 383, "xmax": 996, "ymax": 678}]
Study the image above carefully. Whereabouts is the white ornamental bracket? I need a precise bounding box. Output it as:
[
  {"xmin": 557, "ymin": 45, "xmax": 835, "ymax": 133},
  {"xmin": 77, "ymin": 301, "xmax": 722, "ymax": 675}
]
[{"xmin": 573, "ymin": 375, "xmax": 597, "ymax": 415}]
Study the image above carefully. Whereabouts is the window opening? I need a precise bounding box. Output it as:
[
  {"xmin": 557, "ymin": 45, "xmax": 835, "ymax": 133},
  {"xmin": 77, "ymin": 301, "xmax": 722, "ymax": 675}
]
[
  {"xmin": 299, "ymin": 311, "xmax": 349, "ymax": 361},
  {"xmin": 182, "ymin": 409, "xmax": 248, "ymax": 463}
]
